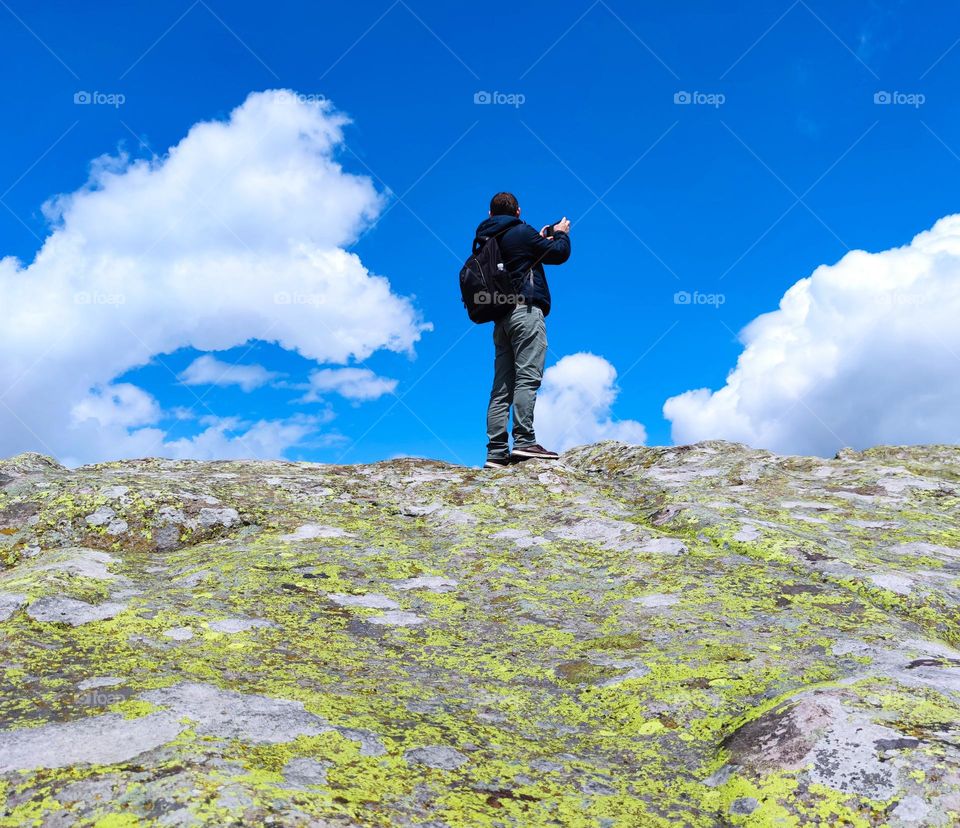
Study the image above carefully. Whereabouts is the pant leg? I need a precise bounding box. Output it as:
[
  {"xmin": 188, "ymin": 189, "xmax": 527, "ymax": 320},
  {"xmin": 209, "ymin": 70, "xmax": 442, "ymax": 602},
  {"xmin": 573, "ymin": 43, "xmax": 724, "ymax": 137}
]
[
  {"xmin": 485, "ymin": 318, "xmax": 515, "ymax": 460},
  {"xmin": 507, "ymin": 306, "xmax": 547, "ymax": 448}
]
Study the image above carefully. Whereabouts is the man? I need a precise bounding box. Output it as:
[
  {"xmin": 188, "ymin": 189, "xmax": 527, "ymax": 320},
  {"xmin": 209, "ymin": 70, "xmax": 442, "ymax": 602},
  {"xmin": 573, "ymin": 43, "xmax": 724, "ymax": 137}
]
[{"xmin": 477, "ymin": 192, "xmax": 571, "ymax": 469}]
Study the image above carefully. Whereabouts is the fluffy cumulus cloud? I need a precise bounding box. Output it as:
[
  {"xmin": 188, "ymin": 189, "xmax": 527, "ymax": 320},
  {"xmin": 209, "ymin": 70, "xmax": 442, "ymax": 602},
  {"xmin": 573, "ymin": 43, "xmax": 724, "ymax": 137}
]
[
  {"xmin": 664, "ymin": 215, "xmax": 960, "ymax": 456},
  {"xmin": 535, "ymin": 353, "xmax": 647, "ymax": 451},
  {"xmin": 301, "ymin": 368, "xmax": 398, "ymax": 402},
  {"xmin": 0, "ymin": 90, "xmax": 429, "ymax": 464},
  {"xmin": 160, "ymin": 414, "xmax": 338, "ymax": 462},
  {"xmin": 179, "ymin": 355, "xmax": 279, "ymax": 392},
  {"xmin": 71, "ymin": 383, "xmax": 162, "ymax": 428}
]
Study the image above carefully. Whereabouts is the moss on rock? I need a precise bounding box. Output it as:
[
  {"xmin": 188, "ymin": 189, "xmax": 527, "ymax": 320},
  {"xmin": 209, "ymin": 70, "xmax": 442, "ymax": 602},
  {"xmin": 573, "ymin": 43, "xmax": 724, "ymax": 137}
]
[{"xmin": 1, "ymin": 442, "xmax": 959, "ymax": 825}]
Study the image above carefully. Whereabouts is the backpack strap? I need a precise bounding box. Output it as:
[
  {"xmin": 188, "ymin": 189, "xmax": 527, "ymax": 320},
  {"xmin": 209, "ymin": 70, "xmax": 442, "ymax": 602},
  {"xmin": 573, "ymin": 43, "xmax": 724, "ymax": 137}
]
[{"xmin": 473, "ymin": 217, "xmax": 521, "ymax": 254}]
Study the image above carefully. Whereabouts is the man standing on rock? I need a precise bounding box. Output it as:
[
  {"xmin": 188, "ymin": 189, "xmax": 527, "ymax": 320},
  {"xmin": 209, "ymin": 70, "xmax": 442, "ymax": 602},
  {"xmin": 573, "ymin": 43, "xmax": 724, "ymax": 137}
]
[{"xmin": 477, "ymin": 192, "xmax": 571, "ymax": 469}]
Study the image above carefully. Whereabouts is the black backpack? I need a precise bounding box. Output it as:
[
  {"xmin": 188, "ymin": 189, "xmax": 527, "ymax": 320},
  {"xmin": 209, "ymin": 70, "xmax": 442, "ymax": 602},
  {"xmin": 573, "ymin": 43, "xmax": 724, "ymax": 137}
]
[{"xmin": 459, "ymin": 230, "xmax": 519, "ymax": 323}]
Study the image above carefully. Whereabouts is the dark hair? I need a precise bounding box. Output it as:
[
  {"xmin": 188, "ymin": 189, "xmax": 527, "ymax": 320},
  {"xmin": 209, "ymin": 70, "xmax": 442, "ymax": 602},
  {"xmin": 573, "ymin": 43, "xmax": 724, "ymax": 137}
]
[{"xmin": 489, "ymin": 192, "xmax": 519, "ymax": 216}]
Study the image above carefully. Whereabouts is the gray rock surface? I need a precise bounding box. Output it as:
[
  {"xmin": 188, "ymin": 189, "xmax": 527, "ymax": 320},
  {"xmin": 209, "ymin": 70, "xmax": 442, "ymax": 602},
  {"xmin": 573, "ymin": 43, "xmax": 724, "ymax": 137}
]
[
  {"xmin": 404, "ymin": 746, "xmax": 469, "ymax": 771},
  {"xmin": 138, "ymin": 683, "xmax": 331, "ymax": 743},
  {"xmin": 0, "ymin": 591, "xmax": 25, "ymax": 621},
  {"xmin": 26, "ymin": 596, "xmax": 127, "ymax": 625},
  {"xmin": 1, "ymin": 440, "xmax": 960, "ymax": 825},
  {"xmin": 0, "ymin": 712, "xmax": 184, "ymax": 771},
  {"xmin": 281, "ymin": 757, "xmax": 329, "ymax": 789}
]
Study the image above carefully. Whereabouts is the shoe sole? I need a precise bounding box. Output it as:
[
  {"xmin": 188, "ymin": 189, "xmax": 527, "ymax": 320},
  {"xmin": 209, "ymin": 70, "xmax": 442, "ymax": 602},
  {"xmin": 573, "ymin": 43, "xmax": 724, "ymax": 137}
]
[
  {"xmin": 510, "ymin": 451, "xmax": 559, "ymax": 461},
  {"xmin": 483, "ymin": 461, "xmax": 510, "ymax": 469}
]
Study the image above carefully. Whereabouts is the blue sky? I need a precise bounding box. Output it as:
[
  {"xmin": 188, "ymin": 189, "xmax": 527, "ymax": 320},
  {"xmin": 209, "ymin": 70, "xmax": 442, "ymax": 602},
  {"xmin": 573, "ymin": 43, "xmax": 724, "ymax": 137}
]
[{"xmin": 3, "ymin": 1, "xmax": 960, "ymax": 465}]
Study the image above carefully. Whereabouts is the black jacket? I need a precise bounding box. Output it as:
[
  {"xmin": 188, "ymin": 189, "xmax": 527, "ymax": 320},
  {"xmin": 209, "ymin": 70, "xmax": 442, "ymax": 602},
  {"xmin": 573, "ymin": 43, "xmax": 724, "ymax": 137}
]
[{"xmin": 475, "ymin": 214, "xmax": 571, "ymax": 317}]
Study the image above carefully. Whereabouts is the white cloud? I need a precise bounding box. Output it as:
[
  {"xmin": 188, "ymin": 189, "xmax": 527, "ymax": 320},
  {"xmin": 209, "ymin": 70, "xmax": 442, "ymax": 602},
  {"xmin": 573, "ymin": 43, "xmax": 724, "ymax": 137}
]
[
  {"xmin": 160, "ymin": 415, "xmax": 329, "ymax": 461},
  {"xmin": 179, "ymin": 354, "xmax": 278, "ymax": 392},
  {"xmin": 302, "ymin": 367, "xmax": 398, "ymax": 402},
  {"xmin": 0, "ymin": 90, "xmax": 430, "ymax": 464},
  {"xmin": 536, "ymin": 353, "xmax": 647, "ymax": 451},
  {"xmin": 664, "ymin": 214, "xmax": 960, "ymax": 456},
  {"xmin": 71, "ymin": 383, "xmax": 161, "ymax": 428},
  {"xmin": 55, "ymin": 411, "xmax": 338, "ymax": 469}
]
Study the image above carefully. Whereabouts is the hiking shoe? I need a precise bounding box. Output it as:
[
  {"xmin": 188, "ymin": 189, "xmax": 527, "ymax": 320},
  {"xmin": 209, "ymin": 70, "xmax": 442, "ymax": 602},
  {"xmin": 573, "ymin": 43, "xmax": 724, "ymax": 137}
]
[
  {"xmin": 511, "ymin": 444, "xmax": 559, "ymax": 461},
  {"xmin": 484, "ymin": 457, "xmax": 511, "ymax": 469}
]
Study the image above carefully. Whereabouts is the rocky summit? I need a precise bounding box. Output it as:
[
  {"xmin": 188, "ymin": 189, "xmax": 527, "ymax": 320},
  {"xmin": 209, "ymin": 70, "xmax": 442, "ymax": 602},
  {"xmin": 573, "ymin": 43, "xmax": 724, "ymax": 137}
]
[{"xmin": 1, "ymin": 443, "xmax": 959, "ymax": 827}]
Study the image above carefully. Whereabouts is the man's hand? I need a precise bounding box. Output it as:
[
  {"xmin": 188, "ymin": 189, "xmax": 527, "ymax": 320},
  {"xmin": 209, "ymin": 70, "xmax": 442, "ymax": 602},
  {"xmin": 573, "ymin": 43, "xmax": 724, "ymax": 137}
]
[{"xmin": 540, "ymin": 217, "xmax": 571, "ymax": 238}]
